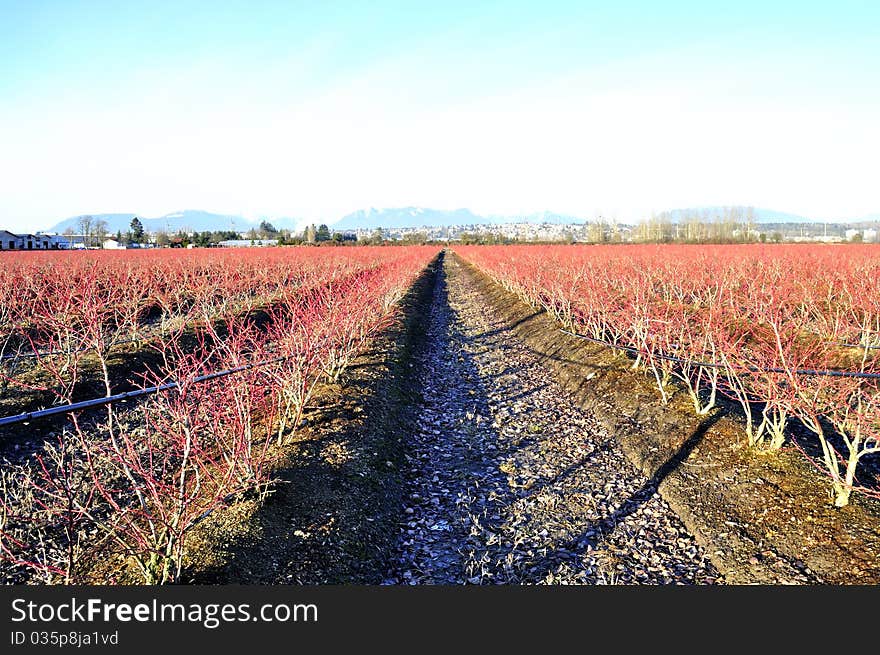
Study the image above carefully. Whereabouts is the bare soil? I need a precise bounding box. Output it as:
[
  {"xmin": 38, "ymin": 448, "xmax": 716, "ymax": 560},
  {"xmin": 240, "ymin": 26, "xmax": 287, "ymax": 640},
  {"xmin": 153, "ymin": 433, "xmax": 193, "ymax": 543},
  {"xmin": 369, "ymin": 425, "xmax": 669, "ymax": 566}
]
[
  {"xmin": 382, "ymin": 253, "xmax": 718, "ymax": 584},
  {"xmin": 181, "ymin": 256, "xmax": 441, "ymax": 583},
  {"xmin": 185, "ymin": 251, "xmax": 721, "ymax": 585}
]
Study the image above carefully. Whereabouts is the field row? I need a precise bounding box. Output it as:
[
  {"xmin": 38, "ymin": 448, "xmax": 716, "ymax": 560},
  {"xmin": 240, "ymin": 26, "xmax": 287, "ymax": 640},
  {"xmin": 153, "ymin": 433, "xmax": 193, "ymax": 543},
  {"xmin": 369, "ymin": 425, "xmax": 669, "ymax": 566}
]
[
  {"xmin": 456, "ymin": 244, "xmax": 880, "ymax": 507},
  {"xmin": 0, "ymin": 246, "xmax": 439, "ymax": 583}
]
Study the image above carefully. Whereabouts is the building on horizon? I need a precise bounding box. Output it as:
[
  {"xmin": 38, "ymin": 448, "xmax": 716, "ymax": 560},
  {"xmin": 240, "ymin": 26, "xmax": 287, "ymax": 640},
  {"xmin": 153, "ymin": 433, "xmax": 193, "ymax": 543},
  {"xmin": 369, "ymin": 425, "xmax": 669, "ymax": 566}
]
[{"xmin": 0, "ymin": 230, "xmax": 70, "ymax": 250}]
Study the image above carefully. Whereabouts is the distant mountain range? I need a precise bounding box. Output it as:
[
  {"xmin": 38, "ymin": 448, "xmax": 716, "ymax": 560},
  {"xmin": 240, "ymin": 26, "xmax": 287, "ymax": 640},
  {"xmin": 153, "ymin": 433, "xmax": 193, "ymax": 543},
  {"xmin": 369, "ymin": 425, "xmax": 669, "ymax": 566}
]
[
  {"xmin": 333, "ymin": 207, "xmax": 484, "ymax": 230},
  {"xmin": 45, "ymin": 207, "xmax": 592, "ymax": 234},
  {"xmin": 334, "ymin": 208, "xmax": 601, "ymax": 229},
  {"xmin": 46, "ymin": 210, "xmax": 304, "ymax": 235},
  {"xmin": 41, "ymin": 206, "xmax": 878, "ymax": 234}
]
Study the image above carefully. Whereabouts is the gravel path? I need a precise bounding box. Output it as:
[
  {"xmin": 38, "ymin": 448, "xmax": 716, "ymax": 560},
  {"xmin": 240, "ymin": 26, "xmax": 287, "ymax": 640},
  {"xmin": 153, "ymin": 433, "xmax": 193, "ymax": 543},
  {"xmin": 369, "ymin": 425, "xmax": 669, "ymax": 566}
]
[{"xmin": 384, "ymin": 254, "xmax": 720, "ymax": 584}]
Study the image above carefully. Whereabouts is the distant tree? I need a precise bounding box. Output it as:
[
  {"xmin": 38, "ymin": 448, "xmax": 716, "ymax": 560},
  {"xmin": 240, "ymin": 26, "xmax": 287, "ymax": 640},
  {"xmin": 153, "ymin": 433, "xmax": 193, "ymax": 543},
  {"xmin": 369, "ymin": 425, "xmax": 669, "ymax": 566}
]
[
  {"xmin": 316, "ymin": 224, "xmax": 331, "ymax": 242},
  {"xmin": 76, "ymin": 215, "xmax": 94, "ymax": 246},
  {"xmin": 369, "ymin": 227, "xmax": 384, "ymax": 245},
  {"xmin": 214, "ymin": 230, "xmax": 238, "ymax": 242},
  {"xmin": 745, "ymin": 206, "xmax": 756, "ymax": 241},
  {"xmin": 130, "ymin": 217, "xmax": 145, "ymax": 243},
  {"xmin": 771, "ymin": 231, "xmax": 783, "ymax": 244},
  {"xmin": 259, "ymin": 220, "xmax": 278, "ymax": 238},
  {"xmin": 759, "ymin": 233, "xmax": 767, "ymax": 243},
  {"xmin": 94, "ymin": 219, "xmax": 109, "ymax": 248},
  {"xmin": 331, "ymin": 232, "xmax": 344, "ymax": 243},
  {"xmin": 155, "ymin": 231, "xmax": 169, "ymax": 247},
  {"xmin": 587, "ymin": 220, "xmax": 605, "ymax": 243},
  {"xmin": 402, "ymin": 231, "xmax": 427, "ymax": 245},
  {"xmin": 851, "ymin": 232, "xmax": 864, "ymax": 243},
  {"xmin": 304, "ymin": 224, "xmax": 317, "ymax": 244}
]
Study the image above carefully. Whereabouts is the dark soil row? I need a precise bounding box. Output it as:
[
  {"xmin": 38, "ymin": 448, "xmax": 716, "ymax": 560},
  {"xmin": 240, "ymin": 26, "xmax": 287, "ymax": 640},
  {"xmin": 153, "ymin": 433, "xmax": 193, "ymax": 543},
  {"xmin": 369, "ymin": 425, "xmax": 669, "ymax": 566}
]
[
  {"xmin": 383, "ymin": 251, "xmax": 718, "ymax": 584},
  {"xmin": 179, "ymin": 253, "xmax": 443, "ymax": 583}
]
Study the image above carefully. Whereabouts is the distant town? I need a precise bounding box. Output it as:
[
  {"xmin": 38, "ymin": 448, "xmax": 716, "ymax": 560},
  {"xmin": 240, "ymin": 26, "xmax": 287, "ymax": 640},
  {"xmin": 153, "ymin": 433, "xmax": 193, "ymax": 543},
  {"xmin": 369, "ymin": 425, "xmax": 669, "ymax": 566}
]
[{"xmin": 1, "ymin": 210, "xmax": 878, "ymax": 250}]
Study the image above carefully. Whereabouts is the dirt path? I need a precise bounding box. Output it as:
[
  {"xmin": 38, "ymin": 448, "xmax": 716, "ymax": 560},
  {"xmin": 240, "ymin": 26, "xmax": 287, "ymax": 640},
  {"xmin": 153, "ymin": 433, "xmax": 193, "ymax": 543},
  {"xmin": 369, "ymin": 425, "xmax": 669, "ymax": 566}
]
[{"xmin": 384, "ymin": 254, "xmax": 719, "ymax": 584}]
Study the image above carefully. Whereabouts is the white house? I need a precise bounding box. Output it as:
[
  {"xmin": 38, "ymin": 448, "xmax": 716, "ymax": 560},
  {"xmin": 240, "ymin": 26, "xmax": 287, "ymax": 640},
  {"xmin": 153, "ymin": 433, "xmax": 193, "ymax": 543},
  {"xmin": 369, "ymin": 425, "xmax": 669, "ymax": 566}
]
[{"xmin": 102, "ymin": 238, "xmax": 126, "ymax": 250}]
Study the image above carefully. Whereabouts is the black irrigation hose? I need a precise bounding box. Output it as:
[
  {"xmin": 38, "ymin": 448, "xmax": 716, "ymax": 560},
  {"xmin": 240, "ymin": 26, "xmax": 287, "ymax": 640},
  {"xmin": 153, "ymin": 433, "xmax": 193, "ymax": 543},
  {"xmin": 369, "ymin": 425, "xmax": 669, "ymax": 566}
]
[
  {"xmin": 560, "ymin": 329, "xmax": 880, "ymax": 380},
  {"xmin": 0, "ymin": 355, "xmax": 288, "ymax": 429}
]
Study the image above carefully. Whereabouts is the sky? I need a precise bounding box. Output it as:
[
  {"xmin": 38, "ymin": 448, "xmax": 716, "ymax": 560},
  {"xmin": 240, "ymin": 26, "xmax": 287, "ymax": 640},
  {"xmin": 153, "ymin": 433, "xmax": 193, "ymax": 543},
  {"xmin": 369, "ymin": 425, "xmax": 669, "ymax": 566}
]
[{"xmin": 1, "ymin": 0, "xmax": 878, "ymax": 231}]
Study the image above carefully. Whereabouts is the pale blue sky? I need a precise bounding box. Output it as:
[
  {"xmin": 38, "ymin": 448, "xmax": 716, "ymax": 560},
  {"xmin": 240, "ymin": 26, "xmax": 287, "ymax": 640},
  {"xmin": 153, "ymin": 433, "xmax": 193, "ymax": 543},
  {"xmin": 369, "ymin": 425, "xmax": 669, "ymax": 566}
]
[{"xmin": 1, "ymin": 1, "xmax": 878, "ymax": 230}]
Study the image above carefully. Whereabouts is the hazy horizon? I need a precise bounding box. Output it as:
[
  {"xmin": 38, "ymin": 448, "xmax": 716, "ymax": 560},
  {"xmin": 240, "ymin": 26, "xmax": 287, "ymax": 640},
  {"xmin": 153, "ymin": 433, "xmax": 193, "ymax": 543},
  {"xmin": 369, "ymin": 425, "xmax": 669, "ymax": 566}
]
[{"xmin": 2, "ymin": 1, "xmax": 878, "ymax": 232}]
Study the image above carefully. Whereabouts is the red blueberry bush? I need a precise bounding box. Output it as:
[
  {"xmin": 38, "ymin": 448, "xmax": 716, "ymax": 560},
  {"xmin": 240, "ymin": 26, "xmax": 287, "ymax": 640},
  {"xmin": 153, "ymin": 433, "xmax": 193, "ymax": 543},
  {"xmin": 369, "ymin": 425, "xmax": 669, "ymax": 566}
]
[
  {"xmin": 457, "ymin": 243, "xmax": 880, "ymax": 507},
  {"xmin": 0, "ymin": 245, "xmax": 437, "ymax": 583}
]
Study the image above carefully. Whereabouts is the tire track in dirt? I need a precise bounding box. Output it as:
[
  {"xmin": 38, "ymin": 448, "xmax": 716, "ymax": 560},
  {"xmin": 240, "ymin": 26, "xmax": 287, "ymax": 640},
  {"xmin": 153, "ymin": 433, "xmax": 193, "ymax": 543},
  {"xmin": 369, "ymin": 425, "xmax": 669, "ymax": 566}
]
[{"xmin": 385, "ymin": 254, "xmax": 719, "ymax": 584}]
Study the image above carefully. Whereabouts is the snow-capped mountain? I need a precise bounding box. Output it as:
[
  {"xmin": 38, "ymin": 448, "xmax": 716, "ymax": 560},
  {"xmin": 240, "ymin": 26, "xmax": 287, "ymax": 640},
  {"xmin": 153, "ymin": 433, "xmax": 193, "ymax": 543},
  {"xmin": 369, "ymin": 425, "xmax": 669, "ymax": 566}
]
[
  {"xmin": 332, "ymin": 207, "xmax": 487, "ymax": 230},
  {"xmin": 46, "ymin": 210, "xmax": 304, "ymax": 234},
  {"xmin": 332, "ymin": 207, "xmax": 589, "ymax": 230}
]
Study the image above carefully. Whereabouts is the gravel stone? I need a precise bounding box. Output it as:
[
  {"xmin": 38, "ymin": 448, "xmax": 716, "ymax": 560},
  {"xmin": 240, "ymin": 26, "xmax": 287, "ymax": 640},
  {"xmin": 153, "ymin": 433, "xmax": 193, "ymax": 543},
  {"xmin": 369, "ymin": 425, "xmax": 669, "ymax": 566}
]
[{"xmin": 383, "ymin": 255, "xmax": 719, "ymax": 585}]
